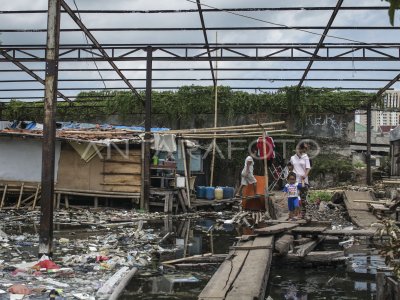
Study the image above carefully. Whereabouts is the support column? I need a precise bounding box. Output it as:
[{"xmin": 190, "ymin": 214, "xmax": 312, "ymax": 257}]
[
  {"xmin": 366, "ymin": 103, "xmax": 372, "ymax": 186},
  {"xmin": 142, "ymin": 46, "xmax": 152, "ymax": 211},
  {"xmin": 39, "ymin": 0, "xmax": 61, "ymax": 257}
]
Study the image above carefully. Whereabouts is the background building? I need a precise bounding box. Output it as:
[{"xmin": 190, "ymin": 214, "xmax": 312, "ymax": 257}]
[{"xmin": 358, "ymin": 91, "xmax": 400, "ymax": 130}]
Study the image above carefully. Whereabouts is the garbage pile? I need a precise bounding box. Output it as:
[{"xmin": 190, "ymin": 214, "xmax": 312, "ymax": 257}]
[{"xmin": 0, "ymin": 209, "xmax": 227, "ymax": 299}]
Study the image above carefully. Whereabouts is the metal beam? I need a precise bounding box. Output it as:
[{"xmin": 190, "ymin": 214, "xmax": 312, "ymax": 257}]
[
  {"xmin": 3, "ymin": 42, "xmax": 400, "ymax": 48},
  {"xmin": 0, "ymin": 78, "xmax": 398, "ymax": 83},
  {"xmin": 39, "ymin": 0, "xmax": 61, "ymax": 258},
  {"xmin": 60, "ymin": 0, "xmax": 144, "ymax": 105},
  {"xmin": 196, "ymin": 0, "xmax": 216, "ymax": 86},
  {"xmin": 0, "ymin": 6, "xmax": 389, "ymax": 14},
  {"xmin": 298, "ymin": 0, "xmax": 343, "ymax": 88},
  {"xmin": 4, "ymin": 26, "xmax": 400, "ymax": 32},
  {"xmin": 1, "ymin": 67, "xmax": 400, "ymax": 73},
  {"xmin": 375, "ymin": 73, "xmax": 400, "ymax": 98},
  {"xmin": 0, "ymin": 87, "xmax": 386, "ymax": 92},
  {"xmin": 0, "ymin": 51, "xmax": 72, "ymax": 103},
  {"xmin": 2, "ymin": 56, "xmax": 399, "ymax": 62}
]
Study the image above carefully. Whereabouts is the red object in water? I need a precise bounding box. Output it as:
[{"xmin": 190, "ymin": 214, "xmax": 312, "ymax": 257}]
[
  {"xmin": 96, "ymin": 256, "xmax": 109, "ymax": 262},
  {"xmin": 33, "ymin": 260, "xmax": 60, "ymax": 271}
]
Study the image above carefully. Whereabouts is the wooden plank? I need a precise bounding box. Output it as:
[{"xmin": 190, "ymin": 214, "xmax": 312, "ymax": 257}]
[
  {"xmin": 177, "ymin": 190, "xmax": 188, "ymax": 213},
  {"xmin": 180, "ymin": 189, "xmax": 190, "ymax": 207},
  {"xmin": 225, "ymin": 236, "xmax": 274, "ymax": 300},
  {"xmin": 16, "ymin": 183, "xmax": 24, "ymax": 209},
  {"xmin": 103, "ymin": 185, "xmax": 141, "ymax": 193},
  {"xmin": 230, "ymin": 245, "xmax": 273, "ymax": 251},
  {"xmin": 254, "ymin": 223, "xmax": 298, "ymax": 235},
  {"xmin": 292, "ymin": 226, "xmax": 328, "ymax": 234},
  {"xmin": 103, "ymin": 174, "xmax": 141, "ymax": 185},
  {"xmin": 282, "ymin": 251, "xmax": 346, "ymax": 263},
  {"xmin": 295, "ymin": 237, "xmax": 324, "ymax": 257},
  {"xmin": 344, "ymin": 191, "xmax": 372, "ymax": 211},
  {"xmin": 198, "ymin": 240, "xmax": 253, "ymax": 300},
  {"xmin": 275, "ymin": 234, "xmax": 294, "ymax": 256},
  {"xmin": 324, "ymin": 229, "xmax": 377, "ymax": 236},
  {"xmin": 107, "ymin": 149, "xmax": 140, "ymax": 160},
  {"xmin": 32, "ymin": 184, "xmax": 40, "ymax": 209},
  {"xmin": 0, "ymin": 184, "xmax": 7, "ymax": 209},
  {"xmin": 109, "ymin": 267, "xmax": 138, "ymax": 300},
  {"xmin": 104, "ymin": 162, "xmax": 140, "ymax": 173}
]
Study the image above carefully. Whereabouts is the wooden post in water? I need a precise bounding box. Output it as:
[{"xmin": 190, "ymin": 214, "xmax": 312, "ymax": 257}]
[
  {"xmin": 39, "ymin": 0, "xmax": 61, "ymax": 257},
  {"xmin": 262, "ymin": 131, "xmax": 271, "ymax": 217},
  {"xmin": 209, "ymin": 32, "xmax": 218, "ymax": 187},
  {"xmin": 366, "ymin": 103, "xmax": 372, "ymax": 186},
  {"xmin": 376, "ymin": 272, "xmax": 387, "ymax": 300},
  {"xmin": 181, "ymin": 139, "xmax": 191, "ymax": 209},
  {"xmin": 142, "ymin": 46, "xmax": 153, "ymax": 211}
]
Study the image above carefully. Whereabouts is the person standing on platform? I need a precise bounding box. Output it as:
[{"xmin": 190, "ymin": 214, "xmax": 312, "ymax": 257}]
[
  {"xmin": 283, "ymin": 172, "xmax": 302, "ymax": 221},
  {"xmin": 236, "ymin": 146, "xmax": 258, "ymax": 197},
  {"xmin": 290, "ymin": 142, "xmax": 311, "ymax": 219}
]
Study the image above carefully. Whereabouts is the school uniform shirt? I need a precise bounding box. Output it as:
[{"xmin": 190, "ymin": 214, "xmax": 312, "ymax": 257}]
[
  {"xmin": 283, "ymin": 183, "xmax": 302, "ymax": 199},
  {"xmin": 290, "ymin": 153, "xmax": 311, "ymax": 184}
]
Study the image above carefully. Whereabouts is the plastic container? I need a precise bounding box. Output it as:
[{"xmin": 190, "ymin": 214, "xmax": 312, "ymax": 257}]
[
  {"xmin": 215, "ymin": 187, "xmax": 224, "ymax": 200},
  {"xmin": 223, "ymin": 187, "xmax": 235, "ymax": 199},
  {"xmin": 205, "ymin": 187, "xmax": 215, "ymax": 200},
  {"xmin": 196, "ymin": 186, "xmax": 206, "ymax": 199}
]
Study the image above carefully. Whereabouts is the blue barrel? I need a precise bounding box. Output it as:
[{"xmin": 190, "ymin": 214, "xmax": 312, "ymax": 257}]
[
  {"xmin": 196, "ymin": 186, "xmax": 206, "ymax": 199},
  {"xmin": 205, "ymin": 187, "xmax": 215, "ymax": 200},
  {"xmin": 223, "ymin": 187, "xmax": 235, "ymax": 199}
]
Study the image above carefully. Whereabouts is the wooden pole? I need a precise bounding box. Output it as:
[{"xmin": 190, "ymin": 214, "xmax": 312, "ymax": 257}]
[
  {"xmin": 143, "ymin": 46, "xmax": 153, "ymax": 211},
  {"xmin": 1, "ymin": 184, "xmax": 7, "ymax": 209},
  {"xmin": 366, "ymin": 103, "xmax": 372, "ymax": 185},
  {"xmin": 16, "ymin": 183, "xmax": 24, "ymax": 209},
  {"xmin": 32, "ymin": 184, "xmax": 40, "ymax": 209},
  {"xmin": 39, "ymin": 0, "xmax": 61, "ymax": 257},
  {"xmin": 181, "ymin": 140, "xmax": 191, "ymax": 209},
  {"xmin": 210, "ymin": 32, "xmax": 218, "ymax": 187},
  {"xmin": 262, "ymin": 131, "xmax": 270, "ymax": 216}
]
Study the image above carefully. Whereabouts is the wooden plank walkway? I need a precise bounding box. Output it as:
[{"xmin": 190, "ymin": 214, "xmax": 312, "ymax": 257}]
[
  {"xmin": 343, "ymin": 191, "xmax": 380, "ymax": 228},
  {"xmin": 198, "ymin": 236, "xmax": 274, "ymax": 300}
]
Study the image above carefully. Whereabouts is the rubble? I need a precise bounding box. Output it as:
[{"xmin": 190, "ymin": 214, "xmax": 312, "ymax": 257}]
[{"xmin": 0, "ymin": 208, "xmax": 232, "ymax": 299}]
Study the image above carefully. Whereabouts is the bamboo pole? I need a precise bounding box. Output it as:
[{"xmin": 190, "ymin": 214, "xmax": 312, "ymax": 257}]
[
  {"xmin": 181, "ymin": 129, "xmax": 288, "ymax": 139},
  {"xmin": 182, "ymin": 129, "xmax": 287, "ymax": 137},
  {"xmin": 210, "ymin": 32, "xmax": 218, "ymax": 187},
  {"xmin": 167, "ymin": 126, "xmax": 274, "ymax": 134},
  {"xmin": 165, "ymin": 121, "xmax": 285, "ymax": 134},
  {"xmin": 262, "ymin": 131, "xmax": 270, "ymax": 216}
]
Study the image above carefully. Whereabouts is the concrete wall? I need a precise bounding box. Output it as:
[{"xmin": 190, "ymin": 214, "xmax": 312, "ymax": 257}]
[
  {"xmin": 0, "ymin": 137, "xmax": 61, "ymax": 182},
  {"xmin": 295, "ymin": 113, "xmax": 355, "ymax": 140}
]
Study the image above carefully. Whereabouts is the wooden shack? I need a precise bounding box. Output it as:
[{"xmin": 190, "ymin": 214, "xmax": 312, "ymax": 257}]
[{"xmin": 0, "ymin": 129, "xmax": 143, "ymax": 209}]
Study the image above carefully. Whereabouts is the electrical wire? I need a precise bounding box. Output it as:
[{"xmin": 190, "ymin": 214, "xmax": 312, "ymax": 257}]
[
  {"xmin": 184, "ymin": 0, "xmax": 395, "ymax": 49},
  {"xmin": 72, "ymin": 0, "xmax": 107, "ymax": 89}
]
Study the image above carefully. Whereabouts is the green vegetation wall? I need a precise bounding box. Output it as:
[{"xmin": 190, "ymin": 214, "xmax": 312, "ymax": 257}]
[{"xmin": 1, "ymin": 86, "xmax": 372, "ymax": 130}]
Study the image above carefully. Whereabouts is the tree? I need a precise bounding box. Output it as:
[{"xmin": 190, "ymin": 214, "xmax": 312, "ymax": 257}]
[{"xmin": 384, "ymin": 0, "xmax": 400, "ymax": 25}]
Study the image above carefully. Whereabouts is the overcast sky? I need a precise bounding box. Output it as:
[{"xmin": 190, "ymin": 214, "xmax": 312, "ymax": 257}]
[{"xmin": 0, "ymin": 0, "xmax": 399, "ymax": 102}]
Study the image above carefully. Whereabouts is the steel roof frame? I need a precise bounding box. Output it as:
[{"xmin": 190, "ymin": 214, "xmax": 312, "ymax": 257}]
[{"xmin": 0, "ymin": 1, "xmax": 400, "ymax": 103}]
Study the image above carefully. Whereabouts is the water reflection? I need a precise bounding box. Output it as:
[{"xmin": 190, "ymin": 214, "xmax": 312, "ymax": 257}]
[{"xmin": 123, "ymin": 218, "xmax": 387, "ymax": 300}]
